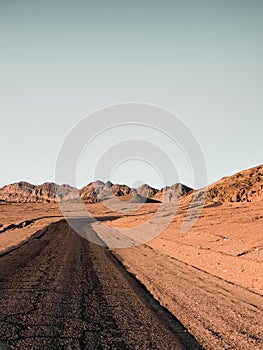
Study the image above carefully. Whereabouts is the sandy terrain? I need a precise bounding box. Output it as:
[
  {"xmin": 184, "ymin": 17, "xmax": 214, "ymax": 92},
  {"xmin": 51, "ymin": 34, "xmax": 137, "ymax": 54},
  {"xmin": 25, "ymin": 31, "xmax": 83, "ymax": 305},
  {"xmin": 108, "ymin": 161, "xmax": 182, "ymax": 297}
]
[
  {"xmin": 0, "ymin": 203, "xmax": 62, "ymax": 254},
  {"xmin": 0, "ymin": 200, "xmax": 262, "ymax": 349},
  {"xmin": 104, "ymin": 201, "xmax": 263, "ymax": 349},
  {"xmin": 107, "ymin": 201, "xmax": 263, "ymax": 294}
]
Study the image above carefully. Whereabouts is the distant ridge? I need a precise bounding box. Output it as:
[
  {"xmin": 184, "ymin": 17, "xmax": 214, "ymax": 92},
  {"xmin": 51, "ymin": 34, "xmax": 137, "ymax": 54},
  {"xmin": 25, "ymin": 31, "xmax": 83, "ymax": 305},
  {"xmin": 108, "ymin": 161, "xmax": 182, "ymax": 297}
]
[
  {"xmin": 0, "ymin": 180, "xmax": 189, "ymax": 204},
  {"xmin": 0, "ymin": 164, "xmax": 262, "ymax": 204},
  {"xmin": 0, "ymin": 182, "xmax": 77, "ymax": 203}
]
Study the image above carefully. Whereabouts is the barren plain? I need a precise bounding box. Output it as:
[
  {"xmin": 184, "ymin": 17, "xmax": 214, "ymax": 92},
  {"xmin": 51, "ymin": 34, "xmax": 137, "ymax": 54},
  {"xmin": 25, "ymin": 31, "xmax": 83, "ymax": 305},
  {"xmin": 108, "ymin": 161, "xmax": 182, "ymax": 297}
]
[{"xmin": 0, "ymin": 197, "xmax": 262, "ymax": 349}]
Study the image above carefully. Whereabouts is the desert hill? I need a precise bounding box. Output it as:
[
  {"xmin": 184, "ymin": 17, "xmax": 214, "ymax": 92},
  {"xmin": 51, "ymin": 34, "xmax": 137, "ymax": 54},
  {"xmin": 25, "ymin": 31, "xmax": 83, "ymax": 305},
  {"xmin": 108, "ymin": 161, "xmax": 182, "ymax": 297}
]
[
  {"xmin": 80, "ymin": 181, "xmax": 160, "ymax": 203},
  {"xmin": 154, "ymin": 183, "xmax": 193, "ymax": 202},
  {"xmin": 135, "ymin": 184, "xmax": 159, "ymax": 198},
  {"xmin": 80, "ymin": 181, "xmax": 131, "ymax": 203},
  {"xmin": 205, "ymin": 164, "xmax": 263, "ymax": 203}
]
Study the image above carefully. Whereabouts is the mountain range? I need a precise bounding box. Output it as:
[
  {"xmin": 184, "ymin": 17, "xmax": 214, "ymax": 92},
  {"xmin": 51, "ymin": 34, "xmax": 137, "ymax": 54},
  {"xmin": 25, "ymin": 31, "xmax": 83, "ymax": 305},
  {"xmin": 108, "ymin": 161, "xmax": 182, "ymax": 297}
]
[{"xmin": 0, "ymin": 164, "xmax": 262, "ymax": 204}]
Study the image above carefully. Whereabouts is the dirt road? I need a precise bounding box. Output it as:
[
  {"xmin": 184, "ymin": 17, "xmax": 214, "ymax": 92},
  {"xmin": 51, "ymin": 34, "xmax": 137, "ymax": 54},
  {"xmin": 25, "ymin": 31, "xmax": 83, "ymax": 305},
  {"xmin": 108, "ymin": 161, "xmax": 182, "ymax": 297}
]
[{"xmin": 0, "ymin": 220, "xmax": 201, "ymax": 350}]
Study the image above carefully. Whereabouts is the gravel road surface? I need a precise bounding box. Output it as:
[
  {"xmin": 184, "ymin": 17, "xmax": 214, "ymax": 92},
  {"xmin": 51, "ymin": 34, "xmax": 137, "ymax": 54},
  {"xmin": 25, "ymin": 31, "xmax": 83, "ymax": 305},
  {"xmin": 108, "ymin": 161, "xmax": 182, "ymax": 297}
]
[{"xmin": 0, "ymin": 220, "xmax": 202, "ymax": 350}]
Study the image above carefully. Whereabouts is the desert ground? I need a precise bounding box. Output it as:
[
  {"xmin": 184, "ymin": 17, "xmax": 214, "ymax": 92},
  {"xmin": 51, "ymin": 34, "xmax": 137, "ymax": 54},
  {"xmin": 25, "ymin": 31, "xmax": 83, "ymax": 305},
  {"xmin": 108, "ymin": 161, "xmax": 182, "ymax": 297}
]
[{"xmin": 0, "ymin": 198, "xmax": 262, "ymax": 349}]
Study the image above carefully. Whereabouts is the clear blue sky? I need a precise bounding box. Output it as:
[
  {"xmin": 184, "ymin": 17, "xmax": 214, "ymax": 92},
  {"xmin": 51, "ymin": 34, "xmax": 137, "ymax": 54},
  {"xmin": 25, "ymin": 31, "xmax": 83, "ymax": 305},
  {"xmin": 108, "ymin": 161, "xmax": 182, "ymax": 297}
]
[{"xmin": 1, "ymin": 1, "xmax": 263, "ymax": 189}]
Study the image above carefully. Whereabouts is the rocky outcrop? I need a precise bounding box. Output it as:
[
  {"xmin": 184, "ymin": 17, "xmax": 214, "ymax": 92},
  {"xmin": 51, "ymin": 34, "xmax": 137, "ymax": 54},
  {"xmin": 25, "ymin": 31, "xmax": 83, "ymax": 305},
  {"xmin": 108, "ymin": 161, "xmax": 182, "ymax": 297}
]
[
  {"xmin": 192, "ymin": 164, "xmax": 263, "ymax": 204},
  {"xmin": 205, "ymin": 165, "xmax": 263, "ymax": 203}
]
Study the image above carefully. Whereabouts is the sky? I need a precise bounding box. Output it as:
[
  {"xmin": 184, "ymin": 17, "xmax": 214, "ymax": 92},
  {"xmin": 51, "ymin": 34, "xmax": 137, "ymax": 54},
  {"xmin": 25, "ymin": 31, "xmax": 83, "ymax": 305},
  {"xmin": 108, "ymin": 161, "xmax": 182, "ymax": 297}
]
[{"xmin": 0, "ymin": 0, "xmax": 263, "ymax": 189}]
